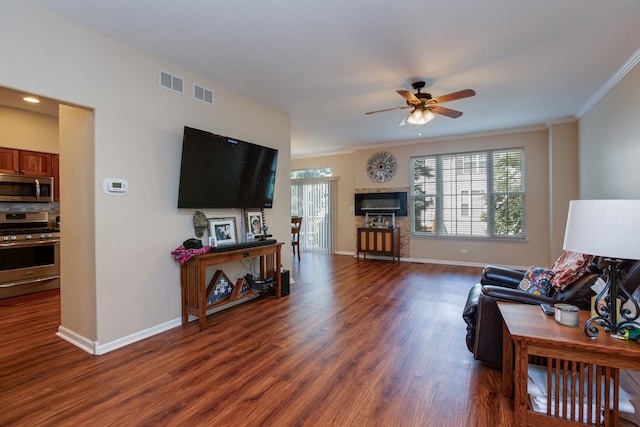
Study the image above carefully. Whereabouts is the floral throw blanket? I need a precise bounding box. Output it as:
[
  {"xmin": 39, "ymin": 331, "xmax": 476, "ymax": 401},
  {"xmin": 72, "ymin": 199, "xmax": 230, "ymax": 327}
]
[
  {"xmin": 550, "ymin": 251, "xmax": 595, "ymax": 291},
  {"xmin": 171, "ymin": 245, "xmax": 212, "ymax": 265}
]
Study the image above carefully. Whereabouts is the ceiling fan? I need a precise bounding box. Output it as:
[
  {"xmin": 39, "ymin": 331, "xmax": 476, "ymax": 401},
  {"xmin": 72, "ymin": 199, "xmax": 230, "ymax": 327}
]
[{"xmin": 366, "ymin": 81, "xmax": 475, "ymax": 126}]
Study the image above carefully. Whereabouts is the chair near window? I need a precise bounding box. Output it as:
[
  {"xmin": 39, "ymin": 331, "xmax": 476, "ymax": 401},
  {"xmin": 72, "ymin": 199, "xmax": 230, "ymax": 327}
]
[
  {"xmin": 291, "ymin": 216, "xmax": 303, "ymax": 261},
  {"xmin": 425, "ymin": 214, "xmax": 436, "ymax": 233}
]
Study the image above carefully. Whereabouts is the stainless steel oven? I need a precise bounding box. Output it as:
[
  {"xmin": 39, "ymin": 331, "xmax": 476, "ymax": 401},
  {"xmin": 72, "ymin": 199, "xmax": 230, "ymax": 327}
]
[
  {"xmin": 0, "ymin": 173, "xmax": 54, "ymax": 203},
  {"xmin": 0, "ymin": 211, "xmax": 60, "ymax": 299}
]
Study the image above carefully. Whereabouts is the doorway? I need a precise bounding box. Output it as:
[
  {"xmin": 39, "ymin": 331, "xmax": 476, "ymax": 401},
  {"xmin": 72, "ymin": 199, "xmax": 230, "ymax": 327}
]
[{"xmin": 0, "ymin": 85, "xmax": 96, "ymax": 341}]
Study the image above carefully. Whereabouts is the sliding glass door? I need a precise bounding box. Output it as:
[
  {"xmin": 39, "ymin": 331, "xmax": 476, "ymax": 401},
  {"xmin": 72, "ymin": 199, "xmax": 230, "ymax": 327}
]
[{"xmin": 291, "ymin": 178, "xmax": 335, "ymax": 253}]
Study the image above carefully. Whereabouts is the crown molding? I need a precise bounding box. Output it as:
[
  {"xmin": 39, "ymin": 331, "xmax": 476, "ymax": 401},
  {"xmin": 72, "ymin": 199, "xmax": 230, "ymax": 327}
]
[
  {"xmin": 353, "ymin": 123, "xmax": 548, "ymax": 153},
  {"xmin": 546, "ymin": 117, "xmax": 577, "ymax": 127},
  {"xmin": 292, "ymin": 149, "xmax": 355, "ymax": 160},
  {"xmin": 576, "ymin": 47, "xmax": 640, "ymax": 118}
]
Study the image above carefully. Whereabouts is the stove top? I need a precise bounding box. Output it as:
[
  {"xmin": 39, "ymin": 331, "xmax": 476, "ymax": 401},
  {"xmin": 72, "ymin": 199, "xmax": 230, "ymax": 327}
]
[
  {"xmin": 0, "ymin": 227, "xmax": 59, "ymax": 234},
  {"xmin": 0, "ymin": 211, "xmax": 59, "ymax": 241},
  {"xmin": 0, "ymin": 228, "xmax": 59, "ymax": 242}
]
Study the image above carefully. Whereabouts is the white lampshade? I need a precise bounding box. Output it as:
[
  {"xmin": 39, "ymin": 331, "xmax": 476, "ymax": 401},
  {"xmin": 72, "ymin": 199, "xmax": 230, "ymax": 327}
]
[{"xmin": 563, "ymin": 199, "xmax": 640, "ymax": 260}]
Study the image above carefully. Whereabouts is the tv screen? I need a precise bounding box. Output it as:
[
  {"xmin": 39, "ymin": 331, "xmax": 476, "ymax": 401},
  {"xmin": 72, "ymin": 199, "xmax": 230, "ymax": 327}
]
[{"xmin": 177, "ymin": 126, "xmax": 278, "ymax": 209}]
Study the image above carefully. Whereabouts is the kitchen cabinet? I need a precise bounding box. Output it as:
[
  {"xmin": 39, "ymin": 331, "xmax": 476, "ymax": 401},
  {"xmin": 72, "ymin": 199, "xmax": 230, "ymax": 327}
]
[
  {"xmin": 0, "ymin": 148, "xmax": 20, "ymax": 174},
  {"xmin": 357, "ymin": 227, "xmax": 400, "ymax": 262},
  {"xmin": 0, "ymin": 148, "xmax": 52, "ymax": 177},
  {"xmin": 19, "ymin": 150, "xmax": 52, "ymax": 177}
]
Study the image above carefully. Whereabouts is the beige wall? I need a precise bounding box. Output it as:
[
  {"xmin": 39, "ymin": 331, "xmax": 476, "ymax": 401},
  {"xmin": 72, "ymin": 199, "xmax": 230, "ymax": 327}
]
[
  {"xmin": 59, "ymin": 105, "xmax": 96, "ymax": 340},
  {"xmin": 1, "ymin": 1, "xmax": 291, "ymax": 349},
  {"xmin": 578, "ymin": 61, "xmax": 640, "ymax": 199},
  {"xmin": 548, "ymin": 121, "xmax": 579, "ymax": 261},
  {"xmin": 0, "ymin": 106, "xmax": 59, "ymax": 152},
  {"xmin": 294, "ymin": 126, "xmax": 578, "ymax": 268}
]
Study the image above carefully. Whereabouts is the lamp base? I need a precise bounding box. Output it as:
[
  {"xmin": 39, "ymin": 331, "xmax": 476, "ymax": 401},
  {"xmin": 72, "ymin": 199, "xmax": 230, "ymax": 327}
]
[{"xmin": 584, "ymin": 258, "xmax": 640, "ymax": 341}]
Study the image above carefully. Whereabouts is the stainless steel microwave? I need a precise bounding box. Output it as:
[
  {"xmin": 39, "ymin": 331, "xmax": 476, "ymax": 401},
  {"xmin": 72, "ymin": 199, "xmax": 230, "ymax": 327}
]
[{"xmin": 0, "ymin": 173, "xmax": 54, "ymax": 202}]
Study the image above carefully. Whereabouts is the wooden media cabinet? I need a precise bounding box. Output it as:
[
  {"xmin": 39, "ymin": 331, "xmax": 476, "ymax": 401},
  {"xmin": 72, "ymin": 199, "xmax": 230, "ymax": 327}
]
[
  {"xmin": 180, "ymin": 242, "xmax": 283, "ymax": 330},
  {"xmin": 357, "ymin": 227, "xmax": 400, "ymax": 262}
]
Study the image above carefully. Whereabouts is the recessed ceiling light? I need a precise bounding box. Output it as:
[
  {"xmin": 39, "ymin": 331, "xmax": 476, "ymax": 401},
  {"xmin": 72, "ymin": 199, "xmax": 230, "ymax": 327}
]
[{"xmin": 23, "ymin": 96, "xmax": 40, "ymax": 103}]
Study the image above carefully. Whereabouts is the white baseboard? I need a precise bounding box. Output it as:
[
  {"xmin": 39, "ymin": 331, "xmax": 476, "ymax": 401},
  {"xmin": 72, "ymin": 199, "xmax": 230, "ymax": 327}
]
[
  {"xmin": 397, "ymin": 257, "xmax": 527, "ymax": 270},
  {"xmin": 96, "ymin": 318, "xmax": 182, "ymax": 355},
  {"xmin": 57, "ymin": 317, "xmax": 182, "ymax": 355},
  {"xmin": 56, "ymin": 294, "xmax": 262, "ymax": 355},
  {"xmin": 340, "ymin": 252, "xmax": 525, "ymax": 270},
  {"xmin": 402, "ymin": 257, "xmax": 488, "ymax": 268},
  {"xmin": 56, "ymin": 326, "xmax": 97, "ymax": 354},
  {"xmin": 334, "ymin": 250, "xmax": 355, "ymax": 256}
]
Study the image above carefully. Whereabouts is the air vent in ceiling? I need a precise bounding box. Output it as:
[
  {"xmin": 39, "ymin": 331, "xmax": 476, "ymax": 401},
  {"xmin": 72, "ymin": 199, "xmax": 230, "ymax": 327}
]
[
  {"xmin": 193, "ymin": 83, "xmax": 214, "ymax": 105},
  {"xmin": 158, "ymin": 69, "xmax": 184, "ymax": 95}
]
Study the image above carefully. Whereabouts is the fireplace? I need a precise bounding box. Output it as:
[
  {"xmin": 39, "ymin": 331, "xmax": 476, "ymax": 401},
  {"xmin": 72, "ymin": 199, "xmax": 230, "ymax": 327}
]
[{"xmin": 354, "ymin": 192, "xmax": 407, "ymax": 216}]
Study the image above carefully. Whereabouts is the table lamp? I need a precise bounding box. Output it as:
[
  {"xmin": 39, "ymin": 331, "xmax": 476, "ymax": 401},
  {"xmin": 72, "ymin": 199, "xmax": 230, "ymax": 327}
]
[{"xmin": 562, "ymin": 199, "xmax": 640, "ymax": 339}]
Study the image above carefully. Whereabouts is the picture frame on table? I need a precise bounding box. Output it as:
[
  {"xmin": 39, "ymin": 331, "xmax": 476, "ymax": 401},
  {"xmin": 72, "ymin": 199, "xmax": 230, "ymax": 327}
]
[
  {"xmin": 208, "ymin": 217, "xmax": 237, "ymax": 247},
  {"xmin": 246, "ymin": 211, "xmax": 263, "ymax": 236}
]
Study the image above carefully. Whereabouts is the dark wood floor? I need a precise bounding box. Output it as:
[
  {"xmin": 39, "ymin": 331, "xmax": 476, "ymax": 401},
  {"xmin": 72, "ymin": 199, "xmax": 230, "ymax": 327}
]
[{"xmin": 1, "ymin": 253, "xmax": 638, "ymax": 426}]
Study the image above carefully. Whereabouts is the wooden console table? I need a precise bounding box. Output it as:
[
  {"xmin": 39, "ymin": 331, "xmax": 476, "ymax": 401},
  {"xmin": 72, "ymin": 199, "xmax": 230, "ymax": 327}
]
[
  {"xmin": 499, "ymin": 303, "xmax": 640, "ymax": 426},
  {"xmin": 357, "ymin": 227, "xmax": 400, "ymax": 262},
  {"xmin": 180, "ymin": 242, "xmax": 283, "ymax": 331}
]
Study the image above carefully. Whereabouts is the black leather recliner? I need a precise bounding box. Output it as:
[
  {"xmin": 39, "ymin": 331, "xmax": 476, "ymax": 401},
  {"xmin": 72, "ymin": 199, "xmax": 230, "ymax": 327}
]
[{"xmin": 463, "ymin": 259, "xmax": 640, "ymax": 368}]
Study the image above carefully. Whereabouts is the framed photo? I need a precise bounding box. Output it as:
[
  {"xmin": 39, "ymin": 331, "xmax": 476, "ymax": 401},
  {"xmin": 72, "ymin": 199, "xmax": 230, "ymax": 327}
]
[
  {"xmin": 208, "ymin": 217, "xmax": 237, "ymax": 246},
  {"xmin": 246, "ymin": 211, "xmax": 264, "ymax": 236}
]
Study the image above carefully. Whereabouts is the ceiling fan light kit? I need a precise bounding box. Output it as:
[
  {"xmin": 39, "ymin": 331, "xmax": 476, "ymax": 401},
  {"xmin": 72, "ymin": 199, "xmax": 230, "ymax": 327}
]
[
  {"xmin": 366, "ymin": 81, "xmax": 475, "ymax": 130},
  {"xmin": 406, "ymin": 108, "xmax": 435, "ymax": 125}
]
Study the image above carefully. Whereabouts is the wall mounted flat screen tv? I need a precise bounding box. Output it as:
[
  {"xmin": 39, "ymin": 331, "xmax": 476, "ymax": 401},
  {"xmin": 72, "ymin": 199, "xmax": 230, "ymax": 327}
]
[{"xmin": 177, "ymin": 126, "xmax": 278, "ymax": 209}]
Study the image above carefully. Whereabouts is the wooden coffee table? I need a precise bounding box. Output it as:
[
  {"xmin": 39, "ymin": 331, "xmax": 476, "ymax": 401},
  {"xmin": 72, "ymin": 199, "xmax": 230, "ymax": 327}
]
[{"xmin": 498, "ymin": 303, "xmax": 640, "ymax": 426}]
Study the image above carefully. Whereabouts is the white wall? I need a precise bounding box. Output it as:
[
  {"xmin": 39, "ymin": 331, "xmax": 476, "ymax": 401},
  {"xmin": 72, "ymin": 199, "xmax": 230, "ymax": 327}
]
[
  {"xmin": 1, "ymin": 1, "xmax": 291, "ymax": 349},
  {"xmin": 579, "ymin": 62, "xmax": 640, "ymax": 199}
]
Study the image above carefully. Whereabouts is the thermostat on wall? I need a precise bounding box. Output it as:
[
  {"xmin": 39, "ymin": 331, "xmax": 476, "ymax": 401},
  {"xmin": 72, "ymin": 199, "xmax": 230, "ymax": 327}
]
[{"xmin": 103, "ymin": 178, "xmax": 129, "ymax": 195}]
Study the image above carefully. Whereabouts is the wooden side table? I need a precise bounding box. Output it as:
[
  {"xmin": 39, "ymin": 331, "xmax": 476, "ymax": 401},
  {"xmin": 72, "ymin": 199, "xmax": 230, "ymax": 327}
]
[
  {"xmin": 180, "ymin": 242, "xmax": 283, "ymax": 331},
  {"xmin": 498, "ymin": 303, "xmax": 640, "ymax": 426}
]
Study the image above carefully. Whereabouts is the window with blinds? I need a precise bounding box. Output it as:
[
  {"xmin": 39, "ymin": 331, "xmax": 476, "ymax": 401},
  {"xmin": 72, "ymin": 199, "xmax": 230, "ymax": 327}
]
[{"xmin": 411, "ymin": 148, "xmax": 525, "ymax": 238}]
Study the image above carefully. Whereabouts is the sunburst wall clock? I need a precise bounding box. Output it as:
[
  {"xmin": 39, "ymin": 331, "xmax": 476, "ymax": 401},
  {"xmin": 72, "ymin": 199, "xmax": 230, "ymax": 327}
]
[{"xmin": 366, "ymin": 151, "xmax": 397, "ymax": 183}]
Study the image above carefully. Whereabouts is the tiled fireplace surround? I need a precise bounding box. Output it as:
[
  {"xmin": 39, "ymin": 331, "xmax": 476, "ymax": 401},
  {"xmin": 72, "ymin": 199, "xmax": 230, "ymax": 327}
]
[{"xmin": 355, "ymin": 187, "xmax": 410, "ymax": 259}]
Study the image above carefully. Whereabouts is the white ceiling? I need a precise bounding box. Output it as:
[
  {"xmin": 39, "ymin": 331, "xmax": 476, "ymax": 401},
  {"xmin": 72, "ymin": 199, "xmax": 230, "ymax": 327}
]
[{"xmin": 25, "ymin": 1, "xmax": 640, "ymax": 157}]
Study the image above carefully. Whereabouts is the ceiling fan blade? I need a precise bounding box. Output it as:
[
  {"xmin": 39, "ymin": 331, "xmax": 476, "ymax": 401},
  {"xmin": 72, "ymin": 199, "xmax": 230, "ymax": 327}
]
[
  {"xmin": 396, "ymin": 89, "xmax": 421, "ymax": 105},
  {"xmin": 431, "ymin": 89, "xmax": 476, "ymax": 104},
  {"xmin": 430, "ymin": 105, "xmax": 463, "ymax": 118},
  {"xmin": 365, "ymin": 106, "xmax": 411, "ymax": 115}
]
